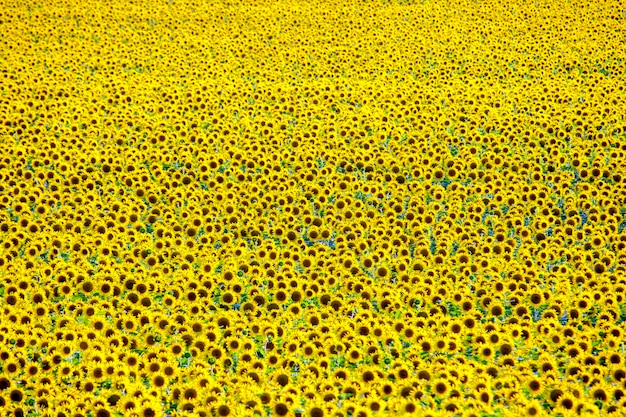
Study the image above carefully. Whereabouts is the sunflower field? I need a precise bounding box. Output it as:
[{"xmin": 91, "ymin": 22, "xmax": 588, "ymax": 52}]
[{"xmin": 1, "ymin": 0, "xmax": 625, "ymax": 416}]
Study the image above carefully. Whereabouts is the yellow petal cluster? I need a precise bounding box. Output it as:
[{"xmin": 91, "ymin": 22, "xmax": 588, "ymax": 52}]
[{"xmin": 1, "ymin": 0, "xmax": 625, "ymax": 416}]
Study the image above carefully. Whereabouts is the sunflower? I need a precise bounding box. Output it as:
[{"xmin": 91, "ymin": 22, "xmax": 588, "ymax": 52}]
[
  {"xmin": 523, "ymin": 398, "xmax": 545, "ymax": 416},
  {"xmin": 555, "ymin": 393, "xmax": 577, "ymax": 413},
  {"xmin": 307, "ymin": 403, "xmax": 326, "ymax": 417}
]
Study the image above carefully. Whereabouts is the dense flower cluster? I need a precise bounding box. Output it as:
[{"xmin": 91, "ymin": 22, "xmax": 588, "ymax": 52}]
[{"xmin": 1, "ymin": 0, "xmax": 625, "ymax": 416}]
